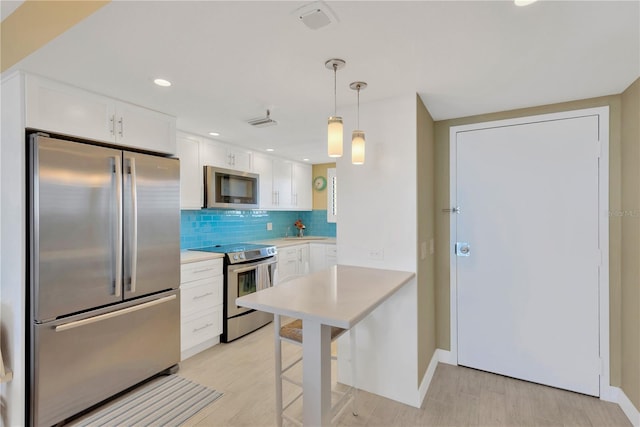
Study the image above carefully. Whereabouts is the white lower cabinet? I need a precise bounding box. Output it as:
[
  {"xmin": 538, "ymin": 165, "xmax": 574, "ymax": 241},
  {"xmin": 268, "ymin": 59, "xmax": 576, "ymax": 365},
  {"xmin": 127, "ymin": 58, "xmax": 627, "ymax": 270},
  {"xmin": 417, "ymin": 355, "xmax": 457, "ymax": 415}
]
[
  {"xmin": 309, "ymin": 243, "xmax": 337, "ymax": 273},
  {"xmin": 180, "ymin": 257, "xmax": 223, "ymax": 360},
  {"xmin": 277, "ymin": 244, "xmax": 309, "ymax": 283}
]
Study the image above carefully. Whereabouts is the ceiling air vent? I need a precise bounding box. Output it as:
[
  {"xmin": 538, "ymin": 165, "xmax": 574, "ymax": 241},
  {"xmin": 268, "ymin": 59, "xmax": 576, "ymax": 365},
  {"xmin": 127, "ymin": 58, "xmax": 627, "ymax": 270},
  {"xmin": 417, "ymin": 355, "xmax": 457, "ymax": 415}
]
[
  {"xmin": 292, "ymin": 1, "xmax": 338, "ymax": 30},
  {"xmin": 247, "ymin": 110, "xmax": 278, "ymax": 128}
]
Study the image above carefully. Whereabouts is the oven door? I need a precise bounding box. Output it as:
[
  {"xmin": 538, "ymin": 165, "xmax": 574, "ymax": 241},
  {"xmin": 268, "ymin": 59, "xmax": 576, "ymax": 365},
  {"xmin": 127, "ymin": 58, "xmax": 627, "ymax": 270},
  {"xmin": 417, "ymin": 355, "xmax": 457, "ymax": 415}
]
[{"xmin": 227, "ymin": 257, "xmax": 276, "ymax": 318}]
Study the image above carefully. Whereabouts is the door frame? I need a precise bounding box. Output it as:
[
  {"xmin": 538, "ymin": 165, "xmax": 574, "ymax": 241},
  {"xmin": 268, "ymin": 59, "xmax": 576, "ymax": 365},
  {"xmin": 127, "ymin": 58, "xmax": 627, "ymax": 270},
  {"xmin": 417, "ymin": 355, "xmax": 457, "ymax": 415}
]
[{"xmin": 448, "ymin": 106, "xmax": 611, "ymax": 397}]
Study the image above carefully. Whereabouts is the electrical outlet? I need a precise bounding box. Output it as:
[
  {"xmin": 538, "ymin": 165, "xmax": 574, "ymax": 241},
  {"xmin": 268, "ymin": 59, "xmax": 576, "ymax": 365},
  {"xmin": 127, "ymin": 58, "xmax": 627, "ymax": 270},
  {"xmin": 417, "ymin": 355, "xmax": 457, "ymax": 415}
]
[
  {"xmin": 368, "ymin": 249, "xmax": 384, "ymax": 260},
  {"xmin": 266, "ymin": 222, "xmax": 273, "ymax": 231}
]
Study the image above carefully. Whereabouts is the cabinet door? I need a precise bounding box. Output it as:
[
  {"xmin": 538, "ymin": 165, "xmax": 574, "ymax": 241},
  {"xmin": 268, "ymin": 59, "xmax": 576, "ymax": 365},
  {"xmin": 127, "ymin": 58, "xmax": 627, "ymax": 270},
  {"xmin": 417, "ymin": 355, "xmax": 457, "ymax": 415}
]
[
  {"xmin": 253, "ymin": 154, "xmax": 275, "ymax": 209},
  {"xmin": 272, "ymin": 159, "xmax": 292, "ymax": 208},
  {"xmin": 25, "ymin": 75, "xmax": 115, "ymax": 142},
  {"xmin": 229, "ymin": 147, "xmax": 252, "ymax": 172},
  {"xmin": 115, "ymin": 101, "xmax": 176, "ymax": 155},
  {"xmin": 309, "ymin": 244, "xmax": 326, "ymax": 273},
  {"xmin": 200, "ymin": 138, "xmax": 227, "ymax": 169},
  {"xmin": 277, "ymin": 246, "xmax": 299, "ymax": 283},
  {"xmin": 292, "ymin": 163, "xmax": 312, "ymax": 210},
  {"xmin": 326, "ymin": 245, "xmax": 337, "ymax": 267},
  {"xmin": 176, "ymin": 134, "xmax": 202, "ymax": 209},
  {"xmin": 297, "ymin": 244, "xmax": 310, "ymax": 275}
]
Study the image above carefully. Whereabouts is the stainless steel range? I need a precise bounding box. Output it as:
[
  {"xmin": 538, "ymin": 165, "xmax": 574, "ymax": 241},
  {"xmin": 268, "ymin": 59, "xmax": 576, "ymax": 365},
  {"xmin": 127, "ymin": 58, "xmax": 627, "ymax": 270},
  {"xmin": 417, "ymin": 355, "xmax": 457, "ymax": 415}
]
[{"xmin": 195, "ymin": 243, "xmax": 277, "ymax": 342}]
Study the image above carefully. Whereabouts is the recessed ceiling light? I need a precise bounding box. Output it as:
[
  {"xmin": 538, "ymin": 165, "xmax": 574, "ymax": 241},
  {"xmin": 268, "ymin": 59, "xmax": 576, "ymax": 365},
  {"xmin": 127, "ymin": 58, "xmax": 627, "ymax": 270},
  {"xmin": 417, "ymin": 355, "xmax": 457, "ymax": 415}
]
[
  {"xmin": 514, "ymin": 0, "xmax": 538, "ymax": 6},
  {"xmin": 153, "ymin": 78, "xmax": 172, "ymax": 87},
  {"xmin": 303, "ymin": 158, "xmax": 310, "ymax": 162},
  {"xmin": 209, "ymin": 132, "xmax": 220, "ymax": 136},
  {"xmin": 266, "ymin": 148, "xmax": 275, "ymax": 152}
]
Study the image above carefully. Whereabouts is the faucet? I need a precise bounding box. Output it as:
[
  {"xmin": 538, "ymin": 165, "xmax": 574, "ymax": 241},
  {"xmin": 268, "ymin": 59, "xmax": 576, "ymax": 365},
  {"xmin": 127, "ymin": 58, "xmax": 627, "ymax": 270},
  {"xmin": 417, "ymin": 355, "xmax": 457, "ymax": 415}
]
[{"xmin": 298, "ymin": 227, "xmax": 304, "ymax": 238}]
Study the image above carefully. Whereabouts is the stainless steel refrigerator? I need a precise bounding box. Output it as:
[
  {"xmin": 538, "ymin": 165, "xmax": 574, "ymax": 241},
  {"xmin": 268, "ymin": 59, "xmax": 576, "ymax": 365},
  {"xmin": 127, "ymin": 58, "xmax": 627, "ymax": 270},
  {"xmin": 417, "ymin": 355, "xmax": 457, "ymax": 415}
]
[{"xmin": 29, "ymin": 133, "xmax": 181, "ymax": 427}]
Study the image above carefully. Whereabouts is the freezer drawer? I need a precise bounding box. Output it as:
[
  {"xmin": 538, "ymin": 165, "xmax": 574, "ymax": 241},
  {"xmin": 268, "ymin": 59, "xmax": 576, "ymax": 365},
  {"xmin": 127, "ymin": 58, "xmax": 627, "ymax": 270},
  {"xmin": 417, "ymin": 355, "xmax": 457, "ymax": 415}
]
[{"xmin": 32, "ymin": 291, "xmax": 180, "ymax": 427}]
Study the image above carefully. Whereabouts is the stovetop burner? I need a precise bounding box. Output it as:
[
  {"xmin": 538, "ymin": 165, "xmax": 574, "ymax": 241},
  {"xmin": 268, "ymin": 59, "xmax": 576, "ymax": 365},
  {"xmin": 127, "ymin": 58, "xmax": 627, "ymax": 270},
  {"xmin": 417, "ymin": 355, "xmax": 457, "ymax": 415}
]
[{"xmin": 193, "ymin": 243, "xmax": 277, "ymax": 264}]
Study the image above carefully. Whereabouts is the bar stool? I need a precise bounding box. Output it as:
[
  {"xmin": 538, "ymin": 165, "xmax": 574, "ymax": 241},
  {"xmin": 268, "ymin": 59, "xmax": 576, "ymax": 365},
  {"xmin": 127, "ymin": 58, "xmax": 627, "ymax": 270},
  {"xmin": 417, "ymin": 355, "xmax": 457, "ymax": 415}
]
[{"xmin": 273, "ymin": 276, "xmax": 358, "ymax": 426}]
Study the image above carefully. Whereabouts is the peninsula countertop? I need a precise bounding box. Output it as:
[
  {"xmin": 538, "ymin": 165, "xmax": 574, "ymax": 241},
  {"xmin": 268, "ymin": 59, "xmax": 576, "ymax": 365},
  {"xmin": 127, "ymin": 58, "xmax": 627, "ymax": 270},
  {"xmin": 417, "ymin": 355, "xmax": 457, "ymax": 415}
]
[
  {"xmin": 236, "ymin": 264, "xmax": 414, "ymax": 329},
  {"xmin": 236, "ymin": 264, "xmax": 415, "ymax": 426}
]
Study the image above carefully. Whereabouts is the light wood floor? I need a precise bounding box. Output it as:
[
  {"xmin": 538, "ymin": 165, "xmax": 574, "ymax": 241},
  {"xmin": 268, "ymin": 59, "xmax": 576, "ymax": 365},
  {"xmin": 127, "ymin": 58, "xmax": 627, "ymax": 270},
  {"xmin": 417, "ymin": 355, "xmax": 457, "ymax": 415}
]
[{"xmin": 177, "ymin": 322, "xmax": 631, "ymax": 427}]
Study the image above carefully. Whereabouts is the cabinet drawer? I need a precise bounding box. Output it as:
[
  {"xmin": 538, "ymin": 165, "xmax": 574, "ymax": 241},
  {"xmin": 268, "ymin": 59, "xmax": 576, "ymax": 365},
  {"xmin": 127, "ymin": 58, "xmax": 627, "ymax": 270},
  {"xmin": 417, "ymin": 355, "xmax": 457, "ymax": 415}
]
[
  {"xmin": 181, "ymin": 276, "xmax": 223, "ymax": 316},
  {"xmin": 326, "ymin": 246, "xmax": 337, "ymax": 257},
  {"xmin": 181, "ymin": 307, "xmax": 222, "ymax": 351},
  {"xmin": 181, "ymin": 258, "xmax": 222, "ymax": 283}
]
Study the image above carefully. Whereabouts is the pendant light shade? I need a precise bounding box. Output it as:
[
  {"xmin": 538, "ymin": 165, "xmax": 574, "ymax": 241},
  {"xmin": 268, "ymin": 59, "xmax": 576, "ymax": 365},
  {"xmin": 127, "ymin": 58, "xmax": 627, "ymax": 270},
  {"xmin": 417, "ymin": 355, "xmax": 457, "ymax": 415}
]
[
  {"xmin": 349, "ymin": 81, "xmax": 367, "ymax": 165},
  {"xmin": 325, "ymin": 59, "xmax": 346, "ymax": 158},
  {"xmin": 328, "ymin": 116, "xmax": 343, "ymax": 157},
  {"xmin": 351, "ymin": 130, "xmax": 365, "ymax": 164}
]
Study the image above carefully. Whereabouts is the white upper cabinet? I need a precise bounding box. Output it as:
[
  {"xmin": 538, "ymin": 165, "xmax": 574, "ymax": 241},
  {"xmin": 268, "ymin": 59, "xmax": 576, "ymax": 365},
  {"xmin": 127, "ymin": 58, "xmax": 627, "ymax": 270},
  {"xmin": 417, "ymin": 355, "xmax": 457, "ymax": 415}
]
[
  {"xmin": 112, "ymin": 101, "xmax": 176, "ymax": 155},
  {"xmin": 253, "ymin": 153, "xmax": 275, "ymax": 209},
  {"xmin": 175, "ymin": 130, "xmax": 312, "ymax": 212},
  {"xmin": 252, "ymin": 155, "xmax": 311, "ymax": 211},
  {"xmin": 176, "ymin": 132, "xmax": 203, "ymax": 209},
  {"xmin": 292, "ymin": 163, "xmax": 312, "ymax": 210},
  {"xmin": 200, "ymin": 138, "xmax": 252, "ymax": 172},
  {"xmin": 25, "ymin": 74, "xmax": 176, "ymax": 155},
  {"xmin": 272, "ymin": 159, "xmax": 293, "ymax": 208}
]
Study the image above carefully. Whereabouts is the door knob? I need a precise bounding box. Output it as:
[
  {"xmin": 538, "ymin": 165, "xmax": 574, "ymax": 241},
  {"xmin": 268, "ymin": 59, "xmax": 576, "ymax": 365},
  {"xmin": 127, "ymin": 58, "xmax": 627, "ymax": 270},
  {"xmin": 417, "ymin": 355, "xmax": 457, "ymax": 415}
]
[{"xmin": 456, "ymin": 242, "xmax": 470, "ymax": 257}]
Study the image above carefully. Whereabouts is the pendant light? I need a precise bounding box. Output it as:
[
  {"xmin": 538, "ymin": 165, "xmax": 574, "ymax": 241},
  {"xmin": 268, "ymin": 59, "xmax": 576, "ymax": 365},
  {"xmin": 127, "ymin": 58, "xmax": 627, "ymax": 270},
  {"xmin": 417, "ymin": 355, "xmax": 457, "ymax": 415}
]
[
  {"xmin": 325, "ymin": 59, "xmax": 346, "ymax": 158},
  {"xmin": 349, "ymin": 81, "xmax": 367, "ymax": 165}
]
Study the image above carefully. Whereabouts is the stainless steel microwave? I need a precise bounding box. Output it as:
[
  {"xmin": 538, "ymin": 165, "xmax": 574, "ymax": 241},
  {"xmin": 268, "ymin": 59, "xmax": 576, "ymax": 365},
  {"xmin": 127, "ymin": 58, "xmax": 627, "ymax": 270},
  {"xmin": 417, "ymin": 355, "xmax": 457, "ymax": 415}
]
[{"xmin": 204, "ymin": 166, "xmax": 259, "ymax": 209}]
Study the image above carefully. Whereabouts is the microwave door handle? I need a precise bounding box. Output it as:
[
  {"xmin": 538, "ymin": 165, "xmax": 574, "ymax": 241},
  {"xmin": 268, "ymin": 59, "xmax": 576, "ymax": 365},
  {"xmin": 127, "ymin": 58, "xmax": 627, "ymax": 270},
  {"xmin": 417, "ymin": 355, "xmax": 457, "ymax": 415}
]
[
  {"xmin": 113, "ymin": 156, "xmax": 122, "ymax": 297},
  {"xmin": 129, "ymin": 157, "xmax": 138, "ymax": 293}
]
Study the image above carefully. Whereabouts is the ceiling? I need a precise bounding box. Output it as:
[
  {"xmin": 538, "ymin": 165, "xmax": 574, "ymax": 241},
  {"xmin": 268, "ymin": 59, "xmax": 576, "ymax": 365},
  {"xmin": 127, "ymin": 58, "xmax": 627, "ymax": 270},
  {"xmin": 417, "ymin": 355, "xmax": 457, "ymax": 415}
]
[{"xmin": 3, "ymin": 0, "xmax": 639, "ymax": 164}]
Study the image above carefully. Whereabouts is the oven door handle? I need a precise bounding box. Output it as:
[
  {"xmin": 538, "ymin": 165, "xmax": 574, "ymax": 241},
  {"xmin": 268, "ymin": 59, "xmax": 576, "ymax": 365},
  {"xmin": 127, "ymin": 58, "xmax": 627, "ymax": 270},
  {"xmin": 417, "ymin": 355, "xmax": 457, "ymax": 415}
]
[{"xmin": 228, "ymin": 258, "xmax": 277, "ymax": 274}]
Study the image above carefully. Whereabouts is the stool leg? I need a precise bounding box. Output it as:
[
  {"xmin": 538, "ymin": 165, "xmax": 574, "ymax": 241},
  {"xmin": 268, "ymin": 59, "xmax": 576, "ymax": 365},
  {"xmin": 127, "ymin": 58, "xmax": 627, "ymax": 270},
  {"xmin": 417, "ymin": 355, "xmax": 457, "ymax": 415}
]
[
  {"xmin": 350, "ymin": 327, "xmax": 358, "ymax": 417},
  {"xmin": 274, "ymin": 315, "xmax": 283, "ymax": 427}
]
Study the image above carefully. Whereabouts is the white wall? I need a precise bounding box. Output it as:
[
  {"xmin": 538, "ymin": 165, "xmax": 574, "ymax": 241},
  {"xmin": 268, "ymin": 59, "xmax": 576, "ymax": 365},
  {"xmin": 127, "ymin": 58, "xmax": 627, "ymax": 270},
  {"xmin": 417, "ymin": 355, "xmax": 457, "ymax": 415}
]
[
  {"xmin": 0, "ymin": 74, "xmax": 26, "ymax": 426},
  {"xmin": 336, "ymin": 94, "xmax": 421, "ymax": 406},
  {"xmin": 0, "ymin": 72, "xmax": 27, "ymax": 427}
]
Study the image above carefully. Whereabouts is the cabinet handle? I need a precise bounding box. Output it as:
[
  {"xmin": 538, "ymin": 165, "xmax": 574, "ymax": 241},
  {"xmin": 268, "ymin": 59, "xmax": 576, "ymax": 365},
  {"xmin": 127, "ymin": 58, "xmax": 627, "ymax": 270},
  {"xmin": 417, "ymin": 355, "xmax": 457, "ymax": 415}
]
[
  {"xmin": 109, "ymin": 116, "xmax": 115, "ymax": 136},
  {"xmin": 192, "ymin": 267, "xmax": 215, "ymax": 274},
  {"xmin": 118, "ymin": 117, "xmax": 124, "ymax": 138},
  {"xmin": 193, "ymin": 323, "xmax": 214, "ymax": 333},
  {"xmin": 193, "ymin": 292, "xmax": 214, "ymax": 300}
]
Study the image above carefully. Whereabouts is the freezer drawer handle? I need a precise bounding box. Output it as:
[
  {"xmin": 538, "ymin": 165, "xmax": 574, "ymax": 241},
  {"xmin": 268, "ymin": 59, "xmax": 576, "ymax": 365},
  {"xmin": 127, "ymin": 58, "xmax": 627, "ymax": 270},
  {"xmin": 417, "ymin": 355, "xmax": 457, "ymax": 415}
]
[{"xmin": 54, "ymin": 295, "xmax": 176, "ymax": 332}]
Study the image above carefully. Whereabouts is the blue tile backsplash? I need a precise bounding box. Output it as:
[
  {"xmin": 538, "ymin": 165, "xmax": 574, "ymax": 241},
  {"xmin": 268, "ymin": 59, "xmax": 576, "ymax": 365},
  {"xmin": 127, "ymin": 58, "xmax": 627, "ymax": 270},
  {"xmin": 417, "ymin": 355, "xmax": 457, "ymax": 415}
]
[{"xmin": 180, "ymin": 209, "xmax": 336, "ymax": 249}]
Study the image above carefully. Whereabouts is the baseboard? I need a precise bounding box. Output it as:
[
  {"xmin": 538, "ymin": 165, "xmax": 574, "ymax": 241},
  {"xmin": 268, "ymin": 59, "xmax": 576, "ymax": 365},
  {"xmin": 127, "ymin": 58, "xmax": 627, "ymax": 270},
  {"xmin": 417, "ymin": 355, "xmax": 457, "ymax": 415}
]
[
  {"xmin": 436, "ymin": 349, "xmax": 456, "ymax": 365},
  {"xmin": 607, "ymin": 386, "xmax": 640, "ymax": 427},
  {"xmin": 417, "ymin": 349, "xmax": 457, "ymax": 406},
  {"xmin": 180, "ymin": 336, "xmax": 220, "ymax": 361}
]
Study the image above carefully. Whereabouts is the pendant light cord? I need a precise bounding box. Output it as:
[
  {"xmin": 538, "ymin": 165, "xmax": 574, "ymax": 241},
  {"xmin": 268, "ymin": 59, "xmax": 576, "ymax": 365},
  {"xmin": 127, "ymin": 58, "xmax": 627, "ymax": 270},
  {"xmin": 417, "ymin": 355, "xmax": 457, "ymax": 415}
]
[
  {"xmin": 356, "ymin": 85, "xmax": 360, "ymax": 129},
  {"xmin": 333, "ymin": 64, "xmax": 338, "ymax": 116}
]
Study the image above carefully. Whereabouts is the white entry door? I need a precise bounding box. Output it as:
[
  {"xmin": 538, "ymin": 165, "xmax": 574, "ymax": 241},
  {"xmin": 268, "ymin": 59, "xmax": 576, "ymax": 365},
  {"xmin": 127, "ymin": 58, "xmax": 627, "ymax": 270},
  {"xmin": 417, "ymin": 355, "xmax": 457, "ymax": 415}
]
[{"xmin": 454, "ymin": 112, "xmax": 603, "ymax": 396}]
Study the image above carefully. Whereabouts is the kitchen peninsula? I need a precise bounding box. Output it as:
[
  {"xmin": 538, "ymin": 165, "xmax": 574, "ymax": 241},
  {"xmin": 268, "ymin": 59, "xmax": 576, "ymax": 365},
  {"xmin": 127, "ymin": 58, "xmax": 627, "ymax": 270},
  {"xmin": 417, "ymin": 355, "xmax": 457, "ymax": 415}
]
[{"xmin": 236, "ymin": 265, "xmax": 415, "ymax": 426}]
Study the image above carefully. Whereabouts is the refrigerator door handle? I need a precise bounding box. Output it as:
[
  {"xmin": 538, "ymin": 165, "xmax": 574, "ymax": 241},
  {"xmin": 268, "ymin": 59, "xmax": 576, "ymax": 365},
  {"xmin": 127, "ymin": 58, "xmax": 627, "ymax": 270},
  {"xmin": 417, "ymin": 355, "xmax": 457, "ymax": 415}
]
[
  {"xmin": 129, "ymin": 157, "xmax": 138, "ymax": 293},
  {"xmin": 54, "ymin": 295, "xmax": 177, "ymax": 332},
  {"xmin": 113, "ymin": 156, "xmax": 123, "ymax": 298}
]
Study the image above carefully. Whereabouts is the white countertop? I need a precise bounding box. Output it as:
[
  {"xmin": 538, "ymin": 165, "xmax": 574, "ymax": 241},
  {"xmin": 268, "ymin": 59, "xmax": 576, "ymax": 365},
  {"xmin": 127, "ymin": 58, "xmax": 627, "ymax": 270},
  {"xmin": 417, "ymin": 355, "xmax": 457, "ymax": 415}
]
[
  {"xmin": 180, "ymin": 250, "xmax": 224, "ymax": 264},
  {"xmin": 236, "ymin": 264, "xmax": 414, "ymax": 329}
]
